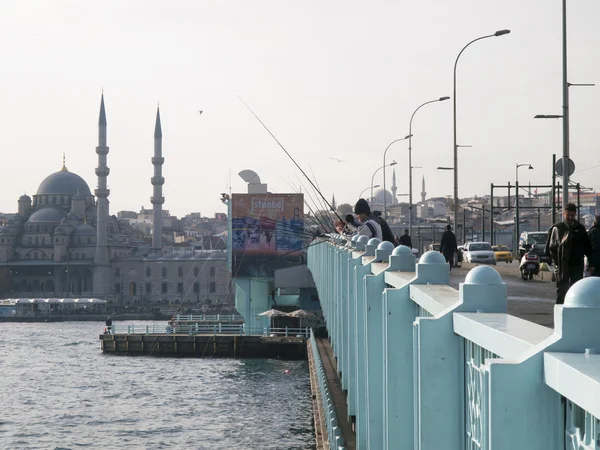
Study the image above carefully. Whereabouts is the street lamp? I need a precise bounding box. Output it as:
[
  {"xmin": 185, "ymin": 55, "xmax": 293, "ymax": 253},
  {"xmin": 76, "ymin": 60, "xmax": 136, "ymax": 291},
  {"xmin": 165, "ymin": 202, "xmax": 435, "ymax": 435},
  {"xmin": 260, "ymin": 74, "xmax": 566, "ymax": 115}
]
[
  {"xmin": 382, "ymin": 135, "xmax": 411, "ymax": 219},
  {"xmin": 515, "ymin": 163, "xmax": 534, "ymax": 249},
  {"xmin": 359, "ymin": 185, "xmax": 379, "ymax": 199},
  {"xmin": 371, "ymin": 161, "xmax": 397, "ymax": 209},
  {"xmin": 408, "ymin": 96, "xmax": 450, "ymax": 238},
  {"xmin": 453, "ymin": 29, "xmax": 510, "ymax": 242}
]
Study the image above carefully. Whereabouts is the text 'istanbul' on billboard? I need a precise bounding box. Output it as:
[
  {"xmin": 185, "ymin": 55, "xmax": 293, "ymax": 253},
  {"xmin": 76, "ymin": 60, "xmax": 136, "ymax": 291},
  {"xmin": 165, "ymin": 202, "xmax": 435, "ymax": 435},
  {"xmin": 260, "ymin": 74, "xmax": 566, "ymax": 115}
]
[{"xmin": 231, "ymin": 193, "xmax": 304, "ymax": 265}]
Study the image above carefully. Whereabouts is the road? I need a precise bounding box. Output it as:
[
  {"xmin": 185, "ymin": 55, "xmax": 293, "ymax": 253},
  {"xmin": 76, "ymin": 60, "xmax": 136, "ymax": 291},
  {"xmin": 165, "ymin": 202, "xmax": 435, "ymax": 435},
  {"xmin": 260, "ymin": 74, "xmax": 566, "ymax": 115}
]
[{"xmin": 449, "ymin": 266, "xmax": 556, "ymax": 328}]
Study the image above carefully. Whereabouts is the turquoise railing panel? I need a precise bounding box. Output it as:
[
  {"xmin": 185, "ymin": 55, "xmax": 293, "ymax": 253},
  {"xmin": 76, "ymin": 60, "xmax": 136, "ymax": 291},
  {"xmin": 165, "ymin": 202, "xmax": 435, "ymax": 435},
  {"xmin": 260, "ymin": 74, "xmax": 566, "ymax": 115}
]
[{"xmin": 306, "ymin": 237, "xmax": 600, "ymax": 450}]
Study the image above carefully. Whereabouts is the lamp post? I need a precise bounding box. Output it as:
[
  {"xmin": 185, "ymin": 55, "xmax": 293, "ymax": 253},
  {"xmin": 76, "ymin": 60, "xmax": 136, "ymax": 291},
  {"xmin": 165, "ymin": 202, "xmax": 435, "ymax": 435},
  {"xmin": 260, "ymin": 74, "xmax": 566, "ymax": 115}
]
[
  {"xmin": 453, "ymin": 29, "xmax": 510, "ymax": 240},
  {"xmin": 408, "ymin": 97, "xmax": 449, "ymax": 238},
  {"xmin": 515, "ymin": 163, "xmax": 534, "ymax": 252},
  {"xmin": 359, "ymin": 185, "xmax": 379, "ymax": 199},
  {"xmin": 371, "ymin": 162, "xmax": 397, "ymax": 209},
  {"xmin": 382, "ymin": 136, "xmax": 411, "ymax": 219}
]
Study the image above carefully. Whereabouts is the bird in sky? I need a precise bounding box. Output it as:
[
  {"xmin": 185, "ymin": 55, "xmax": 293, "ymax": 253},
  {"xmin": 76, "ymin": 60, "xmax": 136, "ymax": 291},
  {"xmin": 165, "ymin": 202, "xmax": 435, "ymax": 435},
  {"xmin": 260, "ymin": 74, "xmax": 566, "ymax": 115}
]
[
  {"xmin": 199, "ymin": 110, "xmax": 203, "ymax": 115},
  {"xmin": 331, "ymin": 157, "xmax": 348, "ymax": 163}
]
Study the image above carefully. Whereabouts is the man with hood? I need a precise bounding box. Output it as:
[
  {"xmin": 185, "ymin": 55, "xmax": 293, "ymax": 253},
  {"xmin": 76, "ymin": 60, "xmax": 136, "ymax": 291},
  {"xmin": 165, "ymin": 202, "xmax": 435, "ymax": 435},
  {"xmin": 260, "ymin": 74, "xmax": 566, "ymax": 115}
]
[{"xmin": 547, "ymin": 203, "xmax": 594, "ymax": 304}]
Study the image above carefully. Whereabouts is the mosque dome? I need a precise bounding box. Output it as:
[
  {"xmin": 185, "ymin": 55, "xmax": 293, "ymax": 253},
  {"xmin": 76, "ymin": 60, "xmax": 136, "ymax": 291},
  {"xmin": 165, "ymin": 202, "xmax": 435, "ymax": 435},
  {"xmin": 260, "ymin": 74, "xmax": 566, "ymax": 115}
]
[
  {"xmin": 27, "ymin": 208, "xmax": 66, "ymax": 223},
  {"xmin": 373, "ymin": 189, "xmax": 393, "ymax": 205},
  {"xmin": 73, "ymin": 224, "xmax": 96, "ymax": 235},
  {"xmin": 36, "ymin": 169, "xmax": 92, "ymax": 196},
  {"xmin": 19, "ymin": 194, "xmax": 31, "ymax": 202}
]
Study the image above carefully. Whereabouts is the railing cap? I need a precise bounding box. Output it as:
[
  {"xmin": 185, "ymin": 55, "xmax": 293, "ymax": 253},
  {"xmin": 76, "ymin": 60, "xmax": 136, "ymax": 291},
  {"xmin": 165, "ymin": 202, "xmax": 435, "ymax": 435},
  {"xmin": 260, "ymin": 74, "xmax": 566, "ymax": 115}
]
[
  {"xmin": 564, "ymin": 277, "xmax": 600, "ymax": 308},
  {"xmin": 464, "ymin": 265, "xmax": 504, "ymax": 285},
  {"xmin": 367, "ymin": 237, "xmax": 381, "ymax": 246},
  {"xmin": 419, "ymin": 250, "xmax": 446, "ymax": 265},
  {"xmin": 377, "ymin": 241, "xmax": 394, "ymax": 251},
  {"xmin": 351, "ymin": 235, "xmax": 359, "ymax": 242},
  {"xmin": 392, "ymin": 244, "xmax": 412, "ymax": 255},
  {"xmin": 357, "ymin": 235, "xmax": 369, "ymax": 244}
]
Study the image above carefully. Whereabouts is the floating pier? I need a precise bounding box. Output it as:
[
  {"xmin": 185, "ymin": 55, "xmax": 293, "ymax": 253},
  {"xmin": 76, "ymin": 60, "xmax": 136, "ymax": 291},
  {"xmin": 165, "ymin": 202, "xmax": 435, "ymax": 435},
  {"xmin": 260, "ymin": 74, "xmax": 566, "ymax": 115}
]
[{"xmin": 99, "ymin": 333, "xmax": 308, "ymax": 359}]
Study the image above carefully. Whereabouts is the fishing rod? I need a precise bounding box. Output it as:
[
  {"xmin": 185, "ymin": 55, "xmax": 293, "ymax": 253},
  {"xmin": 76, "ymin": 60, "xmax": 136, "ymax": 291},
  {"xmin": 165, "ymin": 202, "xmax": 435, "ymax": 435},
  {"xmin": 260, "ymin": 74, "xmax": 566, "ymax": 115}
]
[
  {"xmin": 237, "ymin": 95, "xmax": 344, "ymax": 223},
  {"xmin": 293, "ymin": 174, "xmax": 337, "ymax": 233},
  {"xmin": 279, "ymin": 176, "xmax": 331, "ymax": 233},
  {"xmin": 308, "ymin": 165, "xmax": 337, "ymax": 231},
  {"xmin": 250, "ymin": 238, "xmax": 334, "ymax": 268}
]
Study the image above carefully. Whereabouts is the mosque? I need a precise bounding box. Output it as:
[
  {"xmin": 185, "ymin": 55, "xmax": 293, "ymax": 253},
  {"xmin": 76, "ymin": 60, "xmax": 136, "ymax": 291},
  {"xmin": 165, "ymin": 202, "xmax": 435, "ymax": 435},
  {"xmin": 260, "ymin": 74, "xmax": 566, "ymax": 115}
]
[{"xmin": 0, "ymin": 96, "xmax": 231, "ymax": 306}]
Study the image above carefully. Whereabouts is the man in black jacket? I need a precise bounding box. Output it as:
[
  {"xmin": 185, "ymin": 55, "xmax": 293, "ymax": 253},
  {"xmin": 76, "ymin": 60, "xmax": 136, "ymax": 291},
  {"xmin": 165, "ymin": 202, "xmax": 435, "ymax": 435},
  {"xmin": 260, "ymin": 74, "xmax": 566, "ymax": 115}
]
[
  {"xmin": 547, "ymin": 203, "xmax": 594, "ymax": 304},
  {"xmin": 440, "ymin": 224, "xmax": 458, "ymax": 273},
  {"xmin": 588, "ymin": 216, "xmax": 600, "ymax": 277},
  {"xmin": 399, "ymin": 229, "xmax": 412, "ymax": 248}
]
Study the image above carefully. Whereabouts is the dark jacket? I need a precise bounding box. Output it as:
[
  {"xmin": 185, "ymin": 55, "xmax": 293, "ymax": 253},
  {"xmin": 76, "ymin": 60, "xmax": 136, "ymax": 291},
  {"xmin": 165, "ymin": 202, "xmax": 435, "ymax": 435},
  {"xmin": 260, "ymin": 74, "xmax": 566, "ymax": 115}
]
[
  {"xmin": 440, "ymin": 230, "xmax": 457, "ymax": 255},
  {"xmin": 548, "ymin": 221, "xmax": 593, "ymax": 267},
  {"xmin": 373, "ymin": 216, "xmax": 395, "ymax": 244},
  {"xmin": 399, "ymin": 234, "xmax": 412, "ymax": 248},
  {"xmin": 588, "ymin": 225, "xmax": 600, "ymax": 269}
]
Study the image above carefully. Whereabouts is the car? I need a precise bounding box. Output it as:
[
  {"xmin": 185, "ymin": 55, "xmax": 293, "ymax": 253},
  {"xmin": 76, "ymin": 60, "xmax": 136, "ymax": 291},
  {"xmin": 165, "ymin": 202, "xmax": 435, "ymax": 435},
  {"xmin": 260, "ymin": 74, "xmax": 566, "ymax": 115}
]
[
  {"xmin": 463, "ymin": 242, "xmax": 496, "ymax": 265},
  {"xmin": 492, "ymin": 244, "xmax": 513, "ymax": 263}
]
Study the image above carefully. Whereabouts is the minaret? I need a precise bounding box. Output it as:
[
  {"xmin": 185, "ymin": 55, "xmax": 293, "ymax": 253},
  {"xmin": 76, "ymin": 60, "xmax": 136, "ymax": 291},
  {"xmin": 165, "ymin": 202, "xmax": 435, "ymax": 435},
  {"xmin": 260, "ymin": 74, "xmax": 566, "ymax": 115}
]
[
  {"xmin": 421, "ymin": 175, "xmax": 427, "ymax": 202},
  {"xmin": 391, "ymin": 169, "xmax": 398, "ymax": 204},
  {"xmin": 93, "ymin": 94, "xmax": 112, "ymax": 296},
  {"xmin": 151, "ymin": 107, "xmax": 165, "ymax": 250},
  {"xmin": 331, "ymin": 194, "xmax": 337, "ymax": 212}
]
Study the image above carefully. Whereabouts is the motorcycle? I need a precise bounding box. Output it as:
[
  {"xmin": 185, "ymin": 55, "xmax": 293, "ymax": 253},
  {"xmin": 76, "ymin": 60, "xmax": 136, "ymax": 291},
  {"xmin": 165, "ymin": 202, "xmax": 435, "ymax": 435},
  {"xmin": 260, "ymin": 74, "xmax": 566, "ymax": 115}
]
[{"xmin": 519, "ymin": 245, "xmax": 540, "ymax": 281}]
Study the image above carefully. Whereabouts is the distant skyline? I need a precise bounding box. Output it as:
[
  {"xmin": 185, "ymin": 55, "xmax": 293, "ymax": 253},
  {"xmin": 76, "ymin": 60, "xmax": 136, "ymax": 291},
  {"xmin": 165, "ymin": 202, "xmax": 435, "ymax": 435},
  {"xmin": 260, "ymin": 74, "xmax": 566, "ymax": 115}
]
[{"xmin": 1, "ymin": 0, "xmax": 599, "ymax": 218}]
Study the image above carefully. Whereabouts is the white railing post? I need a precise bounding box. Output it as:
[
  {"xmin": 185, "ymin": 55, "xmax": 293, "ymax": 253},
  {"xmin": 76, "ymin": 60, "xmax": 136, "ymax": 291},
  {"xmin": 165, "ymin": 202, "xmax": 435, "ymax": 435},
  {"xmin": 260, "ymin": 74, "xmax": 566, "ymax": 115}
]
[{"xmin": 285, "ymin": 326, "xmax": 288, "ymax": 337}]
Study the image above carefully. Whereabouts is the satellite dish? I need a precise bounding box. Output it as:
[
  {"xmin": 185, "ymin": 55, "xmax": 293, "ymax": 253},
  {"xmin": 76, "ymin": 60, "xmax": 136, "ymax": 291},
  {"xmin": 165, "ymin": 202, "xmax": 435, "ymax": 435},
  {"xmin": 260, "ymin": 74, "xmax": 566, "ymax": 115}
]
[{"xmin": 239, "ymin": 170, "xmax": 261, "ymax": 185}]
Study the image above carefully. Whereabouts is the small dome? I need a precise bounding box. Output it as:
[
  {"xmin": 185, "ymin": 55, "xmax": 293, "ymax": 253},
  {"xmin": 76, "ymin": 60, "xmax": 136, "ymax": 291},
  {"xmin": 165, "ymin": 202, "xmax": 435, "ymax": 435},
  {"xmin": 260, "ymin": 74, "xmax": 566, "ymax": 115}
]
[
  {"xmin": 36, "ymin": 170, "xmax": 92, "ymax": 196},
  {"xmin": 393, "ymin": 245, "xmax": 412, "ymax": 255},
  {"xmin": 564, "ymin": 277, "xmax": 600, "ymax": 308},
  {"xmin": 419, "ymin": 250, "xmax": 446, "ymax": 265},
  {"xmin": 27, "ymin": 208, "xmax": 66, "ymax": 223},
  {"xmin": 73, "ymin": 224, "xmax": 96, "ymax": 235},
  {"xmin": 19, "ymin": 194, "xmax": 31, "ymax": 202},
  {"xmin": 464, "ymin": 266, "xmax": 503, "ymax": 285},
  {"xmin": 145, "ymin": 253, "xmax": 160, "ymax": 260},
  {"xmin": 357, "ymin": 235, "xmax": 370, "ymax": 244}
]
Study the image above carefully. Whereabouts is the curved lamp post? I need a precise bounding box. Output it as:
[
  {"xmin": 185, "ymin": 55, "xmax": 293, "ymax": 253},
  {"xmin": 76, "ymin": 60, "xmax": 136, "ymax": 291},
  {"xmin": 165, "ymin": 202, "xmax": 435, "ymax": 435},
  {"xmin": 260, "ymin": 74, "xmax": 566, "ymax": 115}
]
[
  {"xmin": 359, "ymin": 185, "xmax": 379, "ymax": 199},
  {"xmin": 372, "ymin": 161, "xmax": 397, "ymax": 209},
  {"xmin": 408, "ymin": 96, "xmax": 450, "ymax": 238},
  {"xmin": 382, "ymin": 136, "xmax": 411, "ymax": 219},
  {"xmin": 453, "ymin": 29, "xmax": 510, "ymax": 243}
]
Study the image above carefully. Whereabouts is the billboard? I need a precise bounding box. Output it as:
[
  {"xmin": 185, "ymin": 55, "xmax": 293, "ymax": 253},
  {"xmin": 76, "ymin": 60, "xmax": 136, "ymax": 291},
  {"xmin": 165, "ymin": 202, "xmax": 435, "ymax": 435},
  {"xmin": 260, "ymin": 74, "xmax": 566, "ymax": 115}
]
[{"xmin": 231, "ymin": 193, "xmax": 305, "ymax": 277}]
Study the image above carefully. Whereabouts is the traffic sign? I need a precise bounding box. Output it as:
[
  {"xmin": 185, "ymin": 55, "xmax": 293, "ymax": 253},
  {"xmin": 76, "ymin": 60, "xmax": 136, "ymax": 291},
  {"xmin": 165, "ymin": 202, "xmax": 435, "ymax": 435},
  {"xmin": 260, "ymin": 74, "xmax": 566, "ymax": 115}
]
[{"xmin": 555, "ymin": 158, "xmax": 575, "ymax": 177}]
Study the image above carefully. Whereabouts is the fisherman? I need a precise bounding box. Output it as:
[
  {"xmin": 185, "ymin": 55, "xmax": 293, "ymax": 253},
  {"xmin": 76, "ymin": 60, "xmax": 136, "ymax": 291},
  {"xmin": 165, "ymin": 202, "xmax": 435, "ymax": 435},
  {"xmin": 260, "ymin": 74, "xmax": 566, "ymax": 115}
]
[
  {"xmin": 105, "ymin": 316, "xmax": 113, "ymax": 334},
  {"xmin": 354, "ymin": 199, "xmax": 395, "ymax": 243}
]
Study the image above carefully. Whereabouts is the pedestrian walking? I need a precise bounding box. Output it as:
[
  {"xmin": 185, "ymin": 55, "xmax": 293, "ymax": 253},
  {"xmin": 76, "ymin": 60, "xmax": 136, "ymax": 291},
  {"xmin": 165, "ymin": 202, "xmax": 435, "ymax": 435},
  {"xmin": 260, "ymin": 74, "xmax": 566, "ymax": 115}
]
[
  {"xmin": 588, "ymin": 216, "xmax": 600, "ymax": 277},
  {"xmin": 399, "ymin": 229, "xmax": 412, "ymax": 248},
  {"xmin": 440, "ymin": 224, "xmax": 457, "ymax": 273},
  {"xmin": 105, "ymin": 316, "xmax": 113, "ymax": 334},
  {"xmin": 547, "ymin": 203, "xmax": 594, "ymax": 304}
]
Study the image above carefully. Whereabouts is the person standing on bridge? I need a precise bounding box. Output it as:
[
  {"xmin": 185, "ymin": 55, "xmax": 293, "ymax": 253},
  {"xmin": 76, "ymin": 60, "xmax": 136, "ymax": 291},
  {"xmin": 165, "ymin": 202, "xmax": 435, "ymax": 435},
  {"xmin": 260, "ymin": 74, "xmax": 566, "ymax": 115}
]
[
  {"xmin": 548, "ymin": 203, "xmax": 594, "ymax": 304},
  {"xmin": 440, "ymin": 224, "xmax": 458, "ymax": 273},
  {"xmin": 588, "ymin": 216, "xmax": 600, "ymax": 277},
  {"xmin": 399, "ymin": 229, "xmax": 412, "ymax": 248}
]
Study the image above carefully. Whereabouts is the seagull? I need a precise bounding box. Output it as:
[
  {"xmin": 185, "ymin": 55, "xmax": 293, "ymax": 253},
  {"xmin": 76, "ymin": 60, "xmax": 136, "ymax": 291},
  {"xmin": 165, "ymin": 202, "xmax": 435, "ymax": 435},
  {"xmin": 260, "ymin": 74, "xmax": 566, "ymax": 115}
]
[
  {"xmin": 199, "ymin": 110, "xmax": 203, "ymax": 115},
  {"xmin": 331, "ymin": 157, "xmax": 348, "ymax": 163}
]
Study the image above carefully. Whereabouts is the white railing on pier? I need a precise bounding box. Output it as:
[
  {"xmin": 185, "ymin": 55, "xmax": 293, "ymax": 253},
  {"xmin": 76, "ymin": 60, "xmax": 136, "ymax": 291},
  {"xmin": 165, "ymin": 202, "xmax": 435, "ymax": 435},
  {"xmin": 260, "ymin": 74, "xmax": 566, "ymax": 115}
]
[
  {"xmin": 262, "ymin": 327, "xmax": 310, "ymax": 338},
  {"xmin": 171, "ymin": 313, "xmax": 244, "ymax": 323},
  {"xmin": 307, "ymin": 234, "xmax": 600, "ymax": 450},
  {"xmin": 108, "ymin": 324, "xmax": 310, "ymax": 338}
]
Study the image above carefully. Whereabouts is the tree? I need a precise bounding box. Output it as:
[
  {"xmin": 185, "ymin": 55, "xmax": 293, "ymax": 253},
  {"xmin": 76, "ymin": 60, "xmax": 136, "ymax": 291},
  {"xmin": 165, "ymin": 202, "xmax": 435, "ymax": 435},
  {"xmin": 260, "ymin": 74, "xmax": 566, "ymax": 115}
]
[{"xmin": 337, "ymin": 203, "xmax": 353, "ymax": 216}]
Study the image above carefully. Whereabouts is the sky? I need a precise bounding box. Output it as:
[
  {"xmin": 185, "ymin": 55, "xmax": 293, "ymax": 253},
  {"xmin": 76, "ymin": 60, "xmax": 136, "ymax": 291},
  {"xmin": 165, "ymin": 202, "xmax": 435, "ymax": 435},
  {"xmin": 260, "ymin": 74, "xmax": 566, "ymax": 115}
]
[{"xmin": 0, "ymin": 0, "xmax": 599, "ymax": 218}]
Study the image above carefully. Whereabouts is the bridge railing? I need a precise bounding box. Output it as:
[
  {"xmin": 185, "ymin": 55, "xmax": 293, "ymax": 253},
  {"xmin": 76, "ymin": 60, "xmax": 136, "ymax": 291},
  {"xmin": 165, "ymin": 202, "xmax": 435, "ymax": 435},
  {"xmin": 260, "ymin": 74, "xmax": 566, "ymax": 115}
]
[
  {"xmin": 307, "ymin": 235, "xmax": 600, "ymax": 450},
  {"xmin": 263, "ymin": 327, "xmax": 310, "ymax": 338},
  {"xmin": 309, "ymin": 328, "xmax": 346, "ymax": 450},
  {"xmin": 111, "ymin": 323, "xmax": 246, "ymax": 335}
]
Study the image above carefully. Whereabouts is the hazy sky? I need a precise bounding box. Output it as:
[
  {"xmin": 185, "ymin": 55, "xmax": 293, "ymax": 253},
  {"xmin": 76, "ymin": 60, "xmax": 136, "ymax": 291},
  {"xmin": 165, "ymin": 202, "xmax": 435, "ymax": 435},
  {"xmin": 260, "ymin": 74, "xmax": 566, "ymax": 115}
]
[{"xmin": 1, "ymin": 0, "xmax": 599, "ymax": 218}]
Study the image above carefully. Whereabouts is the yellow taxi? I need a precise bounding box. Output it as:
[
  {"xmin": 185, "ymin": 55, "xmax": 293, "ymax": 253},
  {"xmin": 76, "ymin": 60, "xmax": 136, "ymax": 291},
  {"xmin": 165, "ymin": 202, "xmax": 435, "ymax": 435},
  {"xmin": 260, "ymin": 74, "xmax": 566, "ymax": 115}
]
[{"xmin": 492, "ymin": 244, "xmax": 513, "ymax": 263}]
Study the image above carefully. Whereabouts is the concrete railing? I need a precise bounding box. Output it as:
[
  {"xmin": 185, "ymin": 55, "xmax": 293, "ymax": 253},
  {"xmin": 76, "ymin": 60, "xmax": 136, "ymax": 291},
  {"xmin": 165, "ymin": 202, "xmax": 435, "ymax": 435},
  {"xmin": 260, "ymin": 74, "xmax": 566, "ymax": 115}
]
[
  {"xmin": 307, "ymin": 235, "xmax": 600, "ymax": 450},
  {"xmin": 309, "ymin": 329, "xmax": 346, "ymax": 450}
]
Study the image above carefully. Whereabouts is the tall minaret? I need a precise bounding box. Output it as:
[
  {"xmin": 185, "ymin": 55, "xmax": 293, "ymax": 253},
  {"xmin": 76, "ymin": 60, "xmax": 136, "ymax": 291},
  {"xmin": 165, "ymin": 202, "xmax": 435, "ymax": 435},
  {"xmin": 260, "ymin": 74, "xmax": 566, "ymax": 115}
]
[
  {"xmin": 331, "ymin": 194, "xmax": 337, "ymax": 212},
  {"xmin": 421, "ymin": 175, "xmax": 427, "ymax": 202},
  {"xmin": 93, "ymin": 94, "xmax": 112, "ymax": 296},
  {"xmin": 151, "ymin": 107, "xmax": 165, "ymax": 250},
  {"xmin": 391, "ymin": 169, "xmax": 398, "ymax": 204}
]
